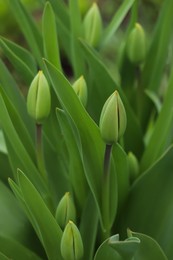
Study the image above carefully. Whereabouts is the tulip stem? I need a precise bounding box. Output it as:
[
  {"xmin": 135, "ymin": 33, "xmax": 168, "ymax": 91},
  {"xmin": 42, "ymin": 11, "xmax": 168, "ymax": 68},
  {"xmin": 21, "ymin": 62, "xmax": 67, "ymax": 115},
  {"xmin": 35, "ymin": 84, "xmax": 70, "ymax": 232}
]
[
  {"xmin": 102, "ymin": 144, "xmax": 112, "ymax": 239},
  {"xmin": 104, "ymin": 144, "xmax": 112, "ymax": 176},
  {"xmin": 36, "ymin": 124, "xmax": 47, "ymax": 181}
]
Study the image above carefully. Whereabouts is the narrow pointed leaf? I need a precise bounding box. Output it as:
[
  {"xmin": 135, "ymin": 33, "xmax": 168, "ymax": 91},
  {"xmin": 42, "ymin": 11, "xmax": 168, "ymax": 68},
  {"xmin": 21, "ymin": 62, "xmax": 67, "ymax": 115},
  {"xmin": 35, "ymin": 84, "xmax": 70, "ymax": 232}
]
[
  {"xmin": 17, "ymin": 171, "xmax": 63, "ymax": 260},
  {"xmin": 42, "ymin": 2, "xmax": 62, "ymax": 71}
]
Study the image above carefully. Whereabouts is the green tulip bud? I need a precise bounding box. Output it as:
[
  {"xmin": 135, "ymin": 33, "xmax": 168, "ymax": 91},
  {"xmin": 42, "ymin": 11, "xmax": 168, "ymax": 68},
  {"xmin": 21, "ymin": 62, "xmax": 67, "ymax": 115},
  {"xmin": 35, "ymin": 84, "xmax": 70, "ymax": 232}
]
[
  {"xmin": 128, "ymin": 152, "xmax": 139, "ymax": 182},
  {"xmin": 99, "ymin": 91, "xmax": 127, "ymax": 144},
  {"xmin": 61, "ymin": 221, "xmax": 84, "ymax": 260},
  {"xmin": 27, "ymin": 71, "xmax": 51, "ymax": 124},
  {"xmin": 72, "ymin": 76, "xmax": 88, "ymax": 107},
  {"xmin": 126, "ymin": 23, "xmax": 146, "ymax": 65},
  {"xmin": 55, "ymin": 192, "xmax": 76, "ymax": 230},
  {"xmin": 83, "ymin": 3, "xmax": 102, "ymax": 47}
]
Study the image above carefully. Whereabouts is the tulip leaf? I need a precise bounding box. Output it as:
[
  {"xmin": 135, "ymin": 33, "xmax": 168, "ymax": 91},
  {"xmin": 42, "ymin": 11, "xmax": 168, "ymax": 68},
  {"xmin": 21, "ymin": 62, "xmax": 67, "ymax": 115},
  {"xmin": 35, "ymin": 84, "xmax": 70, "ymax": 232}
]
[
  {"xmin": 119, "ymin": 145, "xmax": 173, "ymax": 259},
  {"xmin": 0, "ymin": 60, "xmax": 34, "ymax": 135},
  {"xmin": 94, "ymin": 234, "xmax": 140, "ymax": 260},
  {"xmin": 130, "ymin": 231, "xmax": 167, "ymax": 259},
  {"xmin": 42, "ymin": 2, "xmax": 62, "ymax": 71},
  {"xmin": 69, "ymin": 0, "xmax": 85, "ymax": 77},
  {"xmin": 0, "ymin": 235, "xmax": 42, "ymax": 260},
  {"xmin": 79, "ymin": 39, "xmax": 144, "ymax": 157},
  {"xmin": 11, "ymin": 170, "xmax": 63, "ymax": 260},
  {"xmin": 0, "ymin": 86, "xmax": 35, "ymax": 162},
  {"xmin": 80, "ymin": 192, "xmax": 99, "ymax": 260},
  {"xmin": 8, "ymin": 0, "xmax": 43, "ymax": 67},
  {"xmin": 140, "ymin": 69, "xmax": 173, "ymax": 172},
  {"xmin": 102, "ymin": 0, "xmax": 135, "ymax": 46},
  {"xmin": 44, "ymin": 60, "xmax": 118, "ymax": 230},
  {"xmin": 56, "ymin": 108, "xmax": 88, "ymax": 208},
  {"xmin": 0, "ymin": 93, "xmax": 47, "ymax": 194},
  {"xmin": 0, "ymin": 37, "xmax": 36, "ymax": 84}
]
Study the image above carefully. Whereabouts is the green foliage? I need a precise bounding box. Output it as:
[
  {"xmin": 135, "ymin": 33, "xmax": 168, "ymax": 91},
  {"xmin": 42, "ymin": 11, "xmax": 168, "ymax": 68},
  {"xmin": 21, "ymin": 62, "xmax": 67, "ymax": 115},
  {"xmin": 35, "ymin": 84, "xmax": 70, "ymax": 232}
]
[{"xmin": 0, "ymin": 0, "xmax": 173, "ymax": 259}]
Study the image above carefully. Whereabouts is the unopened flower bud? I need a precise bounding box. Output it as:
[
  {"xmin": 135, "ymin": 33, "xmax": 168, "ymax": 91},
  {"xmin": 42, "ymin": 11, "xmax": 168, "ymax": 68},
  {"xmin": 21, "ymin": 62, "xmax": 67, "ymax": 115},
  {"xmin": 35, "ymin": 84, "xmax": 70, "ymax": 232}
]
[
  {"xmin": 55, "ymin": 192, "xmax": 76, "ymax": 230},
  {"xmin": 126, "ymin": 23, "xmax": 146, "ymax": 65},
  {"xmin": 27, "ymin": 71, "xmax": 51, "ymax": 124},
  {"xmin": 61, "ymin": 221, "xmax": 84, "ymax": 260},
  {"xmin": 99, "ymin": 91, "xmax": 127, "ymax": 144},
  {"xmin": 128, "ymin": 152, "xmax": 139, "ymax": 182},
  {"xmin": 72, "ymin": 76, "xmax": 88, "ymax": 107},
  {"xmin": 83, "ymin": 3, "xmax": 102, "ymax": 47}
]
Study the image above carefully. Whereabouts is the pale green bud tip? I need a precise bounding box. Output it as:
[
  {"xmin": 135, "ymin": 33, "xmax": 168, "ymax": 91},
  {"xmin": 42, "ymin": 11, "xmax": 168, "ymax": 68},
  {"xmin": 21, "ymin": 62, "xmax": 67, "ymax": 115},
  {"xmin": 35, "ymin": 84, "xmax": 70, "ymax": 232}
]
[
  {"xmin": 72, "ymin": 76, "xmax": 88, "ymax": 107},
  {"xmin": 55, "ymin": 192, "xmax": 76, "ymax": 230},
  {"xmin": 99, "ymin": 91, "xmax": 127, "ymax": 144},
  {"xmin": 128, "ymin": 152, "xmax": 139, "ymax": 182},
  {"xmin": 126, "ymin": 23, "xmax": 146, "ymax": 65},
  {"xmin": 27, "ymin": 71, "xmax": 51, "ymax": 124},
  {"xmin": 83, "ymin": 2, "xmax": 102, "ymax": 47},
  {"xmin": 61, "ymin": 221, "xmax": 84, "ymax": 260}
]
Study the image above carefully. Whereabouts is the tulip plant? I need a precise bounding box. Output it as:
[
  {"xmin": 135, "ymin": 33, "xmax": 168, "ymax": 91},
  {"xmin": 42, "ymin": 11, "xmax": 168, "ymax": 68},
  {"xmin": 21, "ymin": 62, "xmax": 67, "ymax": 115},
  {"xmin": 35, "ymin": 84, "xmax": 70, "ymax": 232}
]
[{"xmin": 0, "ymin": 0, "xmax": 173, "ymax": 259}]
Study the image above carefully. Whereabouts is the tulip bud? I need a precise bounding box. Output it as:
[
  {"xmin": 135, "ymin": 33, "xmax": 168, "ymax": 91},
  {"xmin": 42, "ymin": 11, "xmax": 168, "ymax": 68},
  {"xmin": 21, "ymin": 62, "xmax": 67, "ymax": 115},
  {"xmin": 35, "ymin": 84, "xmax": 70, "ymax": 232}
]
[
  {"xmin": 55, "ymin": 192, "xmax": 76, "ymax": 230},
  {"xmin": 27, "ymin": 71, "xmax": 51, "ymax": 124},
  {"xmin": 99, "ymin": 91, "xmax": 127, "ymax": 144},
  {"xmin": 128, "ymin": 152, "xmax": 139, "ymax": 182},
  {"xmin": 83, "ymin": 3, "xmax": 102, "ymax": 47},
  {"xmin": 61, "ymin": 221, "xmax": 84, "ymax": 260},
  {"xmin": 72, "ymin": 76, "xmax": 88, "ymax": 107},
  {"xmin": 126, "ymin": 23, "xmax": 146, "ymax": 65}
]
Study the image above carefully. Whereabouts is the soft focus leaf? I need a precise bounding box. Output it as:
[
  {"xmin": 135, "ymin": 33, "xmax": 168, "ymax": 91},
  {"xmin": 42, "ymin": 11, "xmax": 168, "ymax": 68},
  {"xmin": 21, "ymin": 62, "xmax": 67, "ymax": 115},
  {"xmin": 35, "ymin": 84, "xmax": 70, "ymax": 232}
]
[
  {"xmin": 101, "ymin": 0, "xmax": 135, "ymax": 46},
  {"xmin": 8, "ymin": 0, "xmax": 43, "ymax": 67},
  {"xmin": 0, "ymin": 37, "xmax": 36, "ymax": 84},
  {"xmin": 131, "ymin": 231, "xmax": 167, "ymax": 260},
  {"xmin": 0, "ymin": 235, "xmax": 42, "ymax": 260},
  {"xmin": 119, "ymin": 146, "xmax": 173, "ymax": 259}
]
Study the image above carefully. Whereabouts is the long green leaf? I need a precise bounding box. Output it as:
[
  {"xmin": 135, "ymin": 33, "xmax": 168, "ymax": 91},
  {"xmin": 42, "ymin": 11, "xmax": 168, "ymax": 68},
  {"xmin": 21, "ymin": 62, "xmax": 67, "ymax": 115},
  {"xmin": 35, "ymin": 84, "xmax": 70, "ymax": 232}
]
[
  {"xmin": 8, "ymin": 0, "xmax": 43, "ymax": 67},
  {"xmin": 0, "ymin": 86, "xmax": 35, "ymax": 163},
  {"xmin": 10, "ymin": 170, "xmax": 63, "ymax": 260},
  {"xmin": 56, "ymin": 109, "xmax": 88, "ymax": 209},
  {"xmin": 80, "ymin": 192, "xmax": 99, "ymax": 260},
  {"xmin": 140, "ymin": 69, "xmax": 173, "ymax": 172},
  {"xmin": 0, "ymin": 37, "xmax": 36, "ymax": 84},
  {"xmin": 44, "ymin": 60, "xmax": 117, "ymax": 230},
  {"xmin": 0, "ymin": 94, "xmax": 47, "ymax": 194},
  {"xmin": 119, "ymin": 145, "xmax": 173, "ymax": 259},
  {"xmin": 42, "ymin": 2, "xmax": 62, "ymax": 71},
  {"xmin": 0, "ymin": 235, "xmax": 42, "ymax": 260},
  {"xmin": 101, "ymin": 0, "xmax": 135, "ymax": 46},
  {"xmin": 69, "ymin": 0, "xmax": 85, "ymax": 77},
  {"xmin": 0, "ymin": 59, "xmax": 34, "ymax": 136}
]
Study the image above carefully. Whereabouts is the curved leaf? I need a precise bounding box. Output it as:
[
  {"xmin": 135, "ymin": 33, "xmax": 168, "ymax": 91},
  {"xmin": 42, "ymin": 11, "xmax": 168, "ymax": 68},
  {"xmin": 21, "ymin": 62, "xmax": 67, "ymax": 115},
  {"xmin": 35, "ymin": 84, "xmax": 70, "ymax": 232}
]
[
  {"xmin": 10, "ymin": 170, "xmax": 63, "ymax": 260},
  {"xmin": 0, "ymin": 37, "xmax": 36, "ymax": 84},
  {"xmin": 119, "ymin": 145, "xmax": 173, "ymax": 259},
  {"xmin": 0, "ymin": 235, "xmax": 42, "ymax": 260}
]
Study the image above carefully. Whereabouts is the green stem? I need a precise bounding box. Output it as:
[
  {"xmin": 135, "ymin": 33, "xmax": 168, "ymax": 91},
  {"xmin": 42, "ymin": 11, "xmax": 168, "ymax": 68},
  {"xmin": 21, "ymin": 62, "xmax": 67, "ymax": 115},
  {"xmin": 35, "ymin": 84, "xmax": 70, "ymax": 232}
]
[
  {"xmin": 36, "ymin": 124, "xmax": 47, "ymax": 181},
  {"xmin": 101, "ymin": 144, "xmax": 112, "ymax": 239}
]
